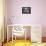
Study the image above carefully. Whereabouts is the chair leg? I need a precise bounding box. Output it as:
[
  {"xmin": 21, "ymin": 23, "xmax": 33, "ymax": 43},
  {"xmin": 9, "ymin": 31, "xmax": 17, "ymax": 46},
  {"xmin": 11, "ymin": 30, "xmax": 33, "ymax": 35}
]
[{"xmin": 15, "ymin": 36, "xmax": 16, "ymax": 43}]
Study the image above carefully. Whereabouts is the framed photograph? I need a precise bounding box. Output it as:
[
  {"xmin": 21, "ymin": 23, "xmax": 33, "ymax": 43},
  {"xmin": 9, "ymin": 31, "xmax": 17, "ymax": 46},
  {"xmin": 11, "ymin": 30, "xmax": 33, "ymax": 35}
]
[{"xmin": 22, "ymin": 7, "xmax": 31, "ymax": 14}]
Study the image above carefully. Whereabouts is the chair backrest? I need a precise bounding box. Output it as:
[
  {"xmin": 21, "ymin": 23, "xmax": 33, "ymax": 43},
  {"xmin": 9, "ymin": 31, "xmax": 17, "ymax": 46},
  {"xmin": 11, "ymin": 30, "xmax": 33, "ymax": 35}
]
[{"xmin": 12, "ymin": 25, "xmax": 25, "ymax": 36}]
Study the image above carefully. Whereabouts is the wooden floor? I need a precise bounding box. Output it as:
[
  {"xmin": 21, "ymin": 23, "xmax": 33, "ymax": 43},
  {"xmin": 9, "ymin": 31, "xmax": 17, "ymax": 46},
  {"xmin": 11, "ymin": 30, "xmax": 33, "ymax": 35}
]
[
  {"xmin": 3, "ymin": 40, "xmax": 31, "ymax": 46},
  {"xmin": 2, "ymin": 37, "xmax": 46, "ymax": 46},
  {"xmin": 3, "ymin": 40, "xmax": 46, "ymax": 46}
]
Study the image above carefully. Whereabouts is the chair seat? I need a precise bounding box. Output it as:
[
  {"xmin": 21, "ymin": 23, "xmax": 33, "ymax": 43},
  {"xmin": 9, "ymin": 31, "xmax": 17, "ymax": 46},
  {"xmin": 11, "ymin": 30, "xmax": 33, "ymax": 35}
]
[{"xmin": 13, "ymin": 31, "xmax": 24, "ymax": 36}]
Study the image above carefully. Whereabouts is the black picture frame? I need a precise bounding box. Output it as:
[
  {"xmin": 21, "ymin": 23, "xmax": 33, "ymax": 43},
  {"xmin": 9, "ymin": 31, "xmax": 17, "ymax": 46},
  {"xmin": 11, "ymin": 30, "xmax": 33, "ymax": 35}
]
[{"xmin": 22, "ymin": 7, "xmax": 31, "ymax": 14}]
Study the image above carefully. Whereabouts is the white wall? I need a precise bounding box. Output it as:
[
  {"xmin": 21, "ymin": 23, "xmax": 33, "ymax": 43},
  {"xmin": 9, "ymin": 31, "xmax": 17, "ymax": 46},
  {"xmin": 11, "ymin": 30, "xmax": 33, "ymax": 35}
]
[{"xmin": 7, "ymin": 0, "xmax": 46, "ymax": 37}]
